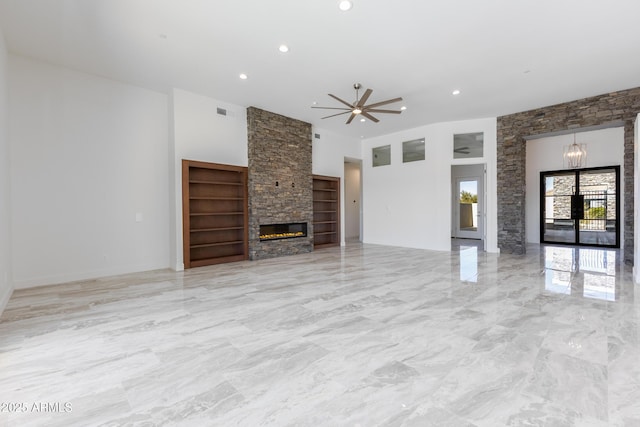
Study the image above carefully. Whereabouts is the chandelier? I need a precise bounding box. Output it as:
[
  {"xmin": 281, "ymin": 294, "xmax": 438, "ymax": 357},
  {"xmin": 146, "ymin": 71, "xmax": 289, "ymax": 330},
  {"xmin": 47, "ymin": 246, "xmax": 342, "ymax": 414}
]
[{"xmin": 563, "ymin": 134, "xmax": 587, "ymax": 169}]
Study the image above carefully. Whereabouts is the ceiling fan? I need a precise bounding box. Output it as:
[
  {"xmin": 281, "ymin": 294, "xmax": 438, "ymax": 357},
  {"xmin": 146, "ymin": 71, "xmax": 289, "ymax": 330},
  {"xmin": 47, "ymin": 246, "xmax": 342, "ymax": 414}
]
[{"xmin": 312, "ymin": 83, "xmax": 403, "ymax": 124}]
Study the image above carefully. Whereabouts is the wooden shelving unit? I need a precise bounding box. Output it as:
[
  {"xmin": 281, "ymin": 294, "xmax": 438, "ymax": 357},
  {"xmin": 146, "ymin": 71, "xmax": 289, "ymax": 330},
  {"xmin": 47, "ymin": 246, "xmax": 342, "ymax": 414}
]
[
  {"xmin": 312, "ymin": 175, "xmax": 340, "ymax": 248},
  {"xmin": 182, "ymin": 160, "xmax": 248, "ymax": 268}
]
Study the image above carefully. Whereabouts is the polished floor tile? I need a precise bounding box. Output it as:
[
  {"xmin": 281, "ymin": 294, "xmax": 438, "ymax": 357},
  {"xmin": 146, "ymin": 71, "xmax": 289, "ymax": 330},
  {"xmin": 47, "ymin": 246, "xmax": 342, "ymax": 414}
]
[{"xmin": 0, "ymin": 243, "xmax": 639, "ymax": 426}]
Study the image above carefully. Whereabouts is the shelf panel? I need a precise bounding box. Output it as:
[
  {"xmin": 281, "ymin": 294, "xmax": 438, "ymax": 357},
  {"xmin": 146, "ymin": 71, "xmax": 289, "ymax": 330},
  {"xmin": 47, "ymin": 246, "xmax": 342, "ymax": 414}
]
[
  {"xmin": 190, "ymin": 254, "xmax": 246, "ymax": 267},
  {"xmin": 189, "ymin": 180, "xmax": 243, "ymax": 186},
  {"xmin": 190, "ymin": 212, "xmax": 244, "ymax": 216},
  {"xmin": 191, "ymin": 226, "xmax": 244, "ymax": 233},
  {"xmin": 313, "ymin": 188, "xmax": 337, "ymax": 192},
  {"xmin": 189, "ymin": 196, "xmax": 244, "ymax": 201},
  {"xmin": 314, "ymin": 211, "xmax": 337, "ymax": 214},
  {"xmin": 313, "ymin": 221, "xmax": 337, "ymax": 225},
  {"xmin": 190, "ymin": 240, "xmax": 245, "ymax": 249},
  {"xmin": 314, "ymin": 231, "xmax": 337, "ymax": 236},
  {"xmin": 314, "ymin": 242, "xmax": 340, "ymax": 249}
]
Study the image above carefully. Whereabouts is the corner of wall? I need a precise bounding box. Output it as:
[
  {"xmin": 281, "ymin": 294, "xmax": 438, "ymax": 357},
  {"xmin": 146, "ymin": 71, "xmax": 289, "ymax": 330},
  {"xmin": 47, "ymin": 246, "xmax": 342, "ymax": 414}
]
[
  {"xmin": 0, "ymin": 23, "xmax": 13, "ymax": 316},
  {"xmin": 0, "ymin": 282, "xmax": 13, "ymax": 315}
]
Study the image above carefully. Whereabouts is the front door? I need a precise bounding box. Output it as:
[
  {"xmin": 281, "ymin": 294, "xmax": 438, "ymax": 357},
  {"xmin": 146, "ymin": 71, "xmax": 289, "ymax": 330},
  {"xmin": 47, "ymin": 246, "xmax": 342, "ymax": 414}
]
[{"xmin": 540, "ymin": 166, "xmax": 619, "ymax": 248}]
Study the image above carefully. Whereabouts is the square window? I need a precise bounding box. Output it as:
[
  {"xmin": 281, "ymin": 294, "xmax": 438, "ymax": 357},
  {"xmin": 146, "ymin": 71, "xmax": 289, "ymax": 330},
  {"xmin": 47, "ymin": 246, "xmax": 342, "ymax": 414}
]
[
  {"xmin": 372, "ymin": 145, "xmax": 391, "ymax": 167},
  {"xmin": 402, "ymin": 138, "xmax": 425, "ymax": 163},
  {"xmin": 454, "ymin": 132, "xmax": 484, "ymax": 159}
]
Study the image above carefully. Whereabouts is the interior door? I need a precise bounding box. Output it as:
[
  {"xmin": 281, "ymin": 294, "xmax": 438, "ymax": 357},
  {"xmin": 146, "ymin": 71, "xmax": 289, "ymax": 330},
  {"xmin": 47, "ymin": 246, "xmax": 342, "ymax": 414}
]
[
  {"xmin": 540, "ymin": 166, "xmax": 619, "ymax": 248},
  {"xmin": 455, "ymin": 176, "xmax": 483, "ymax": 239}
]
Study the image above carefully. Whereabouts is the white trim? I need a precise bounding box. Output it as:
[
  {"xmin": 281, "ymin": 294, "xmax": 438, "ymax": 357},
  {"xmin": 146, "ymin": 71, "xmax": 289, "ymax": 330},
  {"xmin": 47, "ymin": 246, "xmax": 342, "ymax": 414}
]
[
  {"xmin": 0, "ymin": 284, "xmax": 13, "ymax": 315},
  {"xmin": 12, "ymin": 263, "xmax": 170, "ymax": 289}
]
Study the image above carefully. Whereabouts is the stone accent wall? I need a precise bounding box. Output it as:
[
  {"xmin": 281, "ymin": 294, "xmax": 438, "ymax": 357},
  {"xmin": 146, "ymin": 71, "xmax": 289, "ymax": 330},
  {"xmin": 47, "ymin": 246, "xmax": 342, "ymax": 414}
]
[
  {"xmin": 247, "ymin": 107, "xmax": 313, "ymax": 260},
  {"xmin": 497, "ymin": 87, "xmax": 640, "ymax": 264}
]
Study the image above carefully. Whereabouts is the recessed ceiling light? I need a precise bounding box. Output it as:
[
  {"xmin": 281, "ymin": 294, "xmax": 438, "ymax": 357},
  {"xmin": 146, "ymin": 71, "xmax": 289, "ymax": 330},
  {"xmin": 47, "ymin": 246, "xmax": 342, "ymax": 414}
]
[
  {"xmin": 400, "ymin": 106, "xmax": 407, "ymax": 111},
  {"xmin": 452, "ymin": 89, "xmax": 461, "ymax": 95},
  {"xmin": 239, "ymin": 73, "xmax": 248, "ymax": 80},
  {"xmin": 360, "ymin": 118, "xmax": 365, "ymax": 122},
  {"xmin": 279, "ymin": 44, "xmax": 289, "ymax": 53},
  {"xmin": 312, "ymin": 101, "xmax": 317, "ymax": 105},
  {"xmin": 339, "ymin": 1, "xmax": 353, "ymax": 11}
]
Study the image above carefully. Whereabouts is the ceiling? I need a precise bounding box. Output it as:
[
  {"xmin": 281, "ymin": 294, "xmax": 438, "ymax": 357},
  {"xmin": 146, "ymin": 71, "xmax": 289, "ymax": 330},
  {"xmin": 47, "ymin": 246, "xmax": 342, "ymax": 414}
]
[{"xmin": 1, "ymin": 0, "xmax": 639, "ymax": 140}]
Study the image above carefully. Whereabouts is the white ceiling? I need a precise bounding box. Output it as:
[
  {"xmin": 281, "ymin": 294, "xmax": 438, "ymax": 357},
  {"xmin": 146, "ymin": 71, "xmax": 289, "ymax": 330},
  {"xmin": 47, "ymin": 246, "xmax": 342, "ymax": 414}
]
[{"xmin": 1, "ymin": 0, "xmax": 639, "ymax": 139}]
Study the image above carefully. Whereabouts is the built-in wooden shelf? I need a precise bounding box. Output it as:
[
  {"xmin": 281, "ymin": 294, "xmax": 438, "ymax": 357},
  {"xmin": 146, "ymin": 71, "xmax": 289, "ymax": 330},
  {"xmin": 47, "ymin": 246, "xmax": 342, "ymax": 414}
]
[
  {"xmin": 313, "ymin": 175, "xmax": 340, "ymax": 249},
  {"xmin": 189, "ymin": 212, "xmax": 245, "ymax": 216},
  {"xmin": 183, "ymin": 160, "xmax": 248, "ymax": 268},
  {"xmin": 189, "ymin": 197, "xmax": 244, "ymax": 201},
  {"xmin": 191, "ymin": 227, "xmax": 244, "ymax": 232},
  {"xmin": 189, "ymin": 180, "xmax": 243, "ymax": 186}
]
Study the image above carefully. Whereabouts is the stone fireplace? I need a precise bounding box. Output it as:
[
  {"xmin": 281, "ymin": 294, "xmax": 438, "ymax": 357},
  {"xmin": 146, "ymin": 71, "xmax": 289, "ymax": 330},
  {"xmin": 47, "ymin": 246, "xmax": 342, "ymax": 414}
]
[
  {"xmin": 247, "ymin": 107, "xmax": 313, "ymax": 260},
  {"xmin": 259, "ymin": 222, "xmax": 308, "ymax": 241}
]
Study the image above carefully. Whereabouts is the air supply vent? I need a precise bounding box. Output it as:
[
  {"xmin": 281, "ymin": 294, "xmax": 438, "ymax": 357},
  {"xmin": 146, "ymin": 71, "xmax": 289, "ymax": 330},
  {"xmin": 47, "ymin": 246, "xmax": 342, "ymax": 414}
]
[
  {"xmin": 217, "ymin": 107, "xmax": 227, "ymax": 116},
  {"xmin": 314, "ymin": 133, "xmax": 321, "ymax": 139}
]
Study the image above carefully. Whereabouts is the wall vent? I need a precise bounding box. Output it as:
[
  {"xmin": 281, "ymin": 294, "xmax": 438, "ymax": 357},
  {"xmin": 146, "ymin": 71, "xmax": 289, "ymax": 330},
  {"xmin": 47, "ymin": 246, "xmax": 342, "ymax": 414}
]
[
  {"xmin": 314, "ymin": 133, "xmax": 321, "ymax": 139},
  {"xmin": 217, "ymin": 107, "xmax": 227, "ymax": 116}
]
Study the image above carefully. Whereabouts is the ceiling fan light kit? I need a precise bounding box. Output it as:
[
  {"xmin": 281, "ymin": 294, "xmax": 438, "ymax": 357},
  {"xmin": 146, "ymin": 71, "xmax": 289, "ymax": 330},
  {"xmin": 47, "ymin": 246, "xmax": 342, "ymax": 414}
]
[{"xmin": 312, "ymin": 83, "xmax": 403, "ymax": 124}]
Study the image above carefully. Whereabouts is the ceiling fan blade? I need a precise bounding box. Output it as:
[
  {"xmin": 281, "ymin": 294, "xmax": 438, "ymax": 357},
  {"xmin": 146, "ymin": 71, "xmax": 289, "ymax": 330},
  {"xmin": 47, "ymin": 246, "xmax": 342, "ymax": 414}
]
[
  {"xmin": 364, "ymin": 97, "xmax": 403, "ymax": 109},
  {"xmin": 329, "ymin": 94, "xmax": 354, "ymax": 108},
  {"xmin": 312, "ymin": 106, "xmax": 352, "ymax": 110},
  {"xmin": 357, "ymin": 88, "xmax": 373, "ymax": 108},
  {"xmin": 346, "ymin": 113, "xmax": 357, "ymax": 124},
  {"xmin": 321, "ymin": 111, "xmax": 352, "ymax": 119},
  {"xmin": 361, "ymin": 111, "xmax": 380, "ymax": 123},
  {"xmin": 365, "ymin": 109, "xmax": 402, "ymax": 114}
]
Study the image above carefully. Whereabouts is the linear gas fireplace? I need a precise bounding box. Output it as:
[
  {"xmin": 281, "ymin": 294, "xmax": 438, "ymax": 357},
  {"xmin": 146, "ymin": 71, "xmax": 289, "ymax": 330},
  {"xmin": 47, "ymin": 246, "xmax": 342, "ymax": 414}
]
[{"xmin": 259, "ymin": 223, "xmax": 308, "ymax": 241}]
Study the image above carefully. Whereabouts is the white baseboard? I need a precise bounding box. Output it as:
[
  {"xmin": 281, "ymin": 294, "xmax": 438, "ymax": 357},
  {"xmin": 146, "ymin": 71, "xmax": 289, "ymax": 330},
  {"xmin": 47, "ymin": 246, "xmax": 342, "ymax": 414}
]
[
  {"xmin": 12, "ymin": 262, "xmax": 170, "ymax": 289},
  {"xmin": 0, "ymin": 284, "xmax": 13, "ymax": 316}
]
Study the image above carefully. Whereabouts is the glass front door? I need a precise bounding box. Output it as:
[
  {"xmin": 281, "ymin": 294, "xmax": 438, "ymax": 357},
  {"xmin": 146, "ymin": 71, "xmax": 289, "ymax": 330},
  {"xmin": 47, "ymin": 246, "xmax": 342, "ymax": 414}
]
[
  {"xmin": 455, "ymin": 177, "xmax": 483, "ymax": 240},
  {"xmin": 541, "ymin": 166, "xmax": 619, "ymax": 248}
]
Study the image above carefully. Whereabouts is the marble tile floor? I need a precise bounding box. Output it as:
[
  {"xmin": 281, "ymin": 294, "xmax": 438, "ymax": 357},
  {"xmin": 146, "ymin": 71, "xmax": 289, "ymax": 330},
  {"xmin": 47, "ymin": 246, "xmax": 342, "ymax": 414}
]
[{"xmin": 0, "ymin": 243, "xmax": 639, "ymax": 426}]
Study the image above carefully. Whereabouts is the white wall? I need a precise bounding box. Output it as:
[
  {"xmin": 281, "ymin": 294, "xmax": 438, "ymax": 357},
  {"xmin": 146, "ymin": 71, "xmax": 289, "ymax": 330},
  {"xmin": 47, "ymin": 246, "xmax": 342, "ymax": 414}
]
[
  {"xmin": 0, "ymin": 25, "xmax": 12, "ymax": 312},
  {"xmin": 9, "ymin": 55, "xmax": 170, "ymax": 288},
  {"xmin": 312, "ymin": 128, "xmax": 362, "ymax": 245},
  {"xmin": 525, "ymin": 127, "xmax": 625, "ymax": 244},
  {"xmin": 362, "ymin": 117, "xmax": 498, "ymax": 252},
  {"xmin": 170, "ymin": 88, "xmax": 248, "ymax": 270}
]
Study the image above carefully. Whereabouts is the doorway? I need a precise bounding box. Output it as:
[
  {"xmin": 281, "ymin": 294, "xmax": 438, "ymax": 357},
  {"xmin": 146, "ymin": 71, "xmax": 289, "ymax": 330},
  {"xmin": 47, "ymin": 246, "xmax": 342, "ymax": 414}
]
[
  {"xmin": 540, "ymin": 166, "xmax": 620, "ymax": 248},
  {"xmin": 451, "ymin": 164, "xmax": 485, "ymax": 242},
  {"xmin": 344, "ymin": 159, "xmax": 362, "ymax": 242}
]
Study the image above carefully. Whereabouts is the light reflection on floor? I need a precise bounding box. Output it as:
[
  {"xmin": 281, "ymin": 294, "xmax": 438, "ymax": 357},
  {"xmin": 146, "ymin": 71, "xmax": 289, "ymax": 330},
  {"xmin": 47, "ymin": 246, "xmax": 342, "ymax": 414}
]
[
  {"xmin": 541, "ymin": 245, "xmax": 618, "ymax": 301},
  {"xmin": 459, "ymin": 246, "xmax": 478, "ymax": 283}
]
